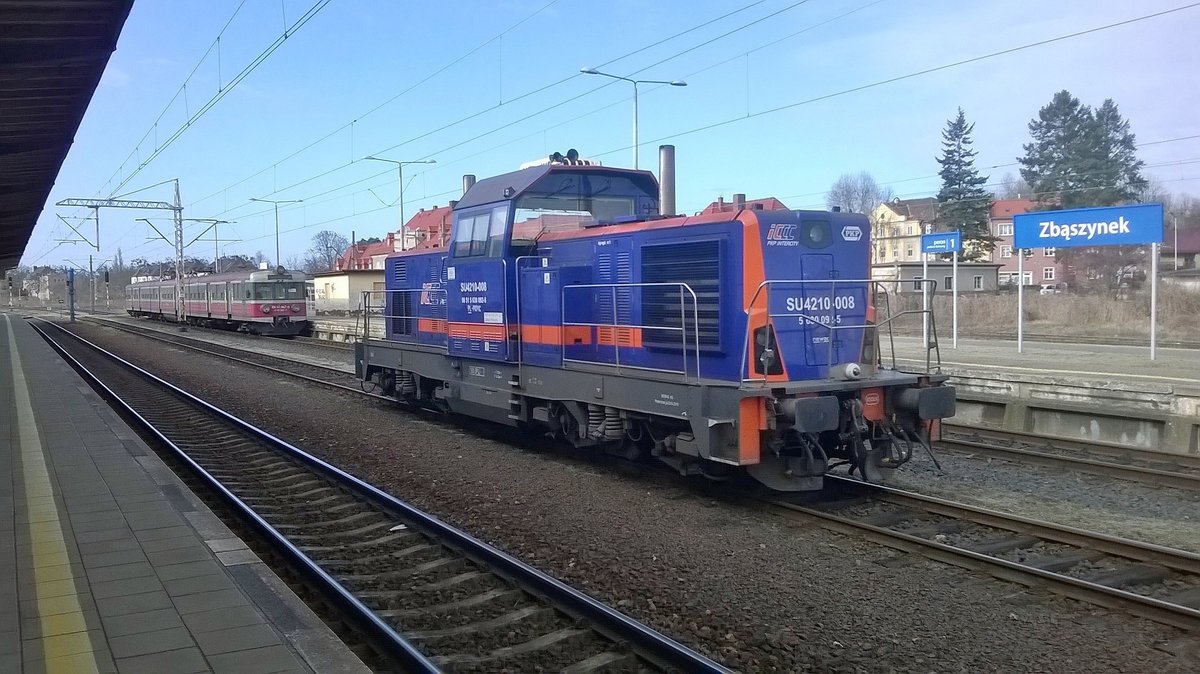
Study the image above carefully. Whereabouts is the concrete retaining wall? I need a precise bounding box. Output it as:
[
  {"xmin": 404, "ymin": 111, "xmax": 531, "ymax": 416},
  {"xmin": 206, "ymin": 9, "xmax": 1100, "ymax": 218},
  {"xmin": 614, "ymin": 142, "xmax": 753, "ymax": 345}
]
[
  {"xmin": 310, "ymin": 319, "xmax": 381, "ymax": 342},
  {"xmin": 946, "ymin": 368, "xmax": 1199, "ymax": 454}
]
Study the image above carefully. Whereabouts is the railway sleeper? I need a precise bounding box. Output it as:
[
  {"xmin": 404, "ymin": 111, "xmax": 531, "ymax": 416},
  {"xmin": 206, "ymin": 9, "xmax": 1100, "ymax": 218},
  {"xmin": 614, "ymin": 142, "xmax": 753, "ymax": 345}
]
[
  {"xmin": 1024, "ymin": 550, "xmax": 1107, "ymax": 572},
  {"xmin": 272, "ymin": 510, "xmax": 381, "ymax": 530},
  {"xmin": 285, "ymin": 520, "xmax": 395, "ymax": 541},
  {"xmin": 346, "ymin": 556, "xmax": 467, "ymax": 586},
  {"xmin": 429, "ymin": 627, "xmax": 595, "ymax": 667},
  {"xmin": 300, "ymin": 536, "xmax": 425, "ymax": 557},
  {"xmin": 1083, "ymin": 563, "xmax": 1172, "ymax": 589},
  {"xmin": 960, "ymin": 534, "xmax": 1042, "ymax": 555},
  {"xmin": 1164, "ymin": 586, "xmax": 1200, "ymax": 609},
  {"xmin": 406, "ymin": 606, "xmax": 550, "ymax": 640},
  {"xmin": 377, "ymin": 588, "xmax": 522, "ymax": 619}
]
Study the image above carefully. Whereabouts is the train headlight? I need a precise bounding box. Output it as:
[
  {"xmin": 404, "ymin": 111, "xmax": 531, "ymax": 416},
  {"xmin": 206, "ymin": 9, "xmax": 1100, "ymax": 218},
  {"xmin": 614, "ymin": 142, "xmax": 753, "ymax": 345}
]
[
  {"xmin": 291, "ymin": 304, "xmax": 302, "ymax": 313},
  {"xmin": 262, "ymin": 305, "xmax": 272, "ymax": 313}
]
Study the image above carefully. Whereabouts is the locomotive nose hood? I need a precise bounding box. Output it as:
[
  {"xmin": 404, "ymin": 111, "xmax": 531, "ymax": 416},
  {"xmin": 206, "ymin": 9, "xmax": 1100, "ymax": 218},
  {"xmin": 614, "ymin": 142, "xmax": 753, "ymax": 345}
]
[{"xmin": 743, "ymin": 209, "xmax": 872, "ymax": 382}]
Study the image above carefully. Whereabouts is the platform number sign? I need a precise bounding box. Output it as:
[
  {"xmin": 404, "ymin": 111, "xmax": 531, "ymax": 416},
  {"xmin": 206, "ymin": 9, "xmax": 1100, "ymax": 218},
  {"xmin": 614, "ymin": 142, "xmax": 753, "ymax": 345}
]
[{"xmin": 921, "ymin": 232, "xmax": 961, "ymax": 253}]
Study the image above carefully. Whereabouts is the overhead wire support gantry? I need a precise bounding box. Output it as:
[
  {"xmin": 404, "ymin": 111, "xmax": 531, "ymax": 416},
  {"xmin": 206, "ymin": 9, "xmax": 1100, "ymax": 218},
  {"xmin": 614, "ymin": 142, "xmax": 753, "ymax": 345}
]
[{"xmin": 56, "ymin": 180, "xmax": 187, "ymax": 325}]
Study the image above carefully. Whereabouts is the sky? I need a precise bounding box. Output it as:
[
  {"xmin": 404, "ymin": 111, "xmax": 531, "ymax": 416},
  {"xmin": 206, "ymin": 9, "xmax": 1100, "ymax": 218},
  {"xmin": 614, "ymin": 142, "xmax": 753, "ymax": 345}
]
[{"xmin": 20, "ymin": 0, "xmax": 1200, "ymax": 270}]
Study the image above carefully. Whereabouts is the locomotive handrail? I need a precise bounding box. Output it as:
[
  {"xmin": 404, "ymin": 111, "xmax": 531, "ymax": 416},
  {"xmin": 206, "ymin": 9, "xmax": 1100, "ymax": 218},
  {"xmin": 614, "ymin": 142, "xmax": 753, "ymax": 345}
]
[
  {"xmin": 738, "ymin": 278, "xmax": 941, "ymax": 385},
  {"xmin": 560, "ymin": 281, "xmax": 702, "ymax": 381},
  {"xmin": 360, "ymin": 288, "xmax": 447, "ymax": 347}
]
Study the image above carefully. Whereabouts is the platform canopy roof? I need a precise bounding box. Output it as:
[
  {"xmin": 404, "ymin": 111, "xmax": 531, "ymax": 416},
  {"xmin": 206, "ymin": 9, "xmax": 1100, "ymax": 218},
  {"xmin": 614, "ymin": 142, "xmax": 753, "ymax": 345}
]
[{"xmin": 0, "ymin": 0, "xmax": 134, "ymax": 273}]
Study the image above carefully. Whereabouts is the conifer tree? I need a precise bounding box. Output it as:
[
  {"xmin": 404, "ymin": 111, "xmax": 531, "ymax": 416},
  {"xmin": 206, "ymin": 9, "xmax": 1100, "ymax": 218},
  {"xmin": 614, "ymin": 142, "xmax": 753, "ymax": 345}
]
[
  {"xmin": 1018, "ymin": 91, "xmax": 1145, "ymax": 208},
  {"xmin": 1018, "ymin": 91, "xmax": 1149, "ymax": 291},
  {"xmin": 934, "ymin": 108, "xmax": 994, "ymax": 260}
]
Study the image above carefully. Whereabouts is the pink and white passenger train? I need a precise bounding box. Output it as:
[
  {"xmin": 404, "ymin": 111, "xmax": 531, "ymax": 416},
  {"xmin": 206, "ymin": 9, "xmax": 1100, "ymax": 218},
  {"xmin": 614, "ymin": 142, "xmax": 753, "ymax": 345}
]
[{"xmin": 125, "ymin": 267, "xmax": 310, "ymax": 336}]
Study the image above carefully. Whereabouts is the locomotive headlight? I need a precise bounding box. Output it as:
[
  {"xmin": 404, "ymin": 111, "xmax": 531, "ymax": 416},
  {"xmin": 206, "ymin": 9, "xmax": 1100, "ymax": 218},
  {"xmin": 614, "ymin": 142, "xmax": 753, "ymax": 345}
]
[
  {"xmin": 262, "ymin": 305, "xmax": 272, "ymax": 313},
  {"xmin": 799, "ymin": 220, "xmax": 833, "ymax": 249},
  {"xmin": 291, "ymin": 304, "xmax": 302, "ymax": 313}
]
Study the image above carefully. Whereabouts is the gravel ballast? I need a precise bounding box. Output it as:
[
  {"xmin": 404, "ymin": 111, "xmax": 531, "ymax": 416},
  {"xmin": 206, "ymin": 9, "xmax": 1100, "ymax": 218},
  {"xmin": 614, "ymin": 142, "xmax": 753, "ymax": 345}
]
[{"xmin": 60, "ymin": 320, "xmax": 1197, "ymax": 672}]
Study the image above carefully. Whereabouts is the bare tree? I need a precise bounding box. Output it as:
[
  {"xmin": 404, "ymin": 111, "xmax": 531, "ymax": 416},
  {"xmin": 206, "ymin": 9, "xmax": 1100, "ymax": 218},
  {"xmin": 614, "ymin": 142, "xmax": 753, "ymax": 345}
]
[
  {"xmin": 283, "ymin": 255, "xmax": 305, "ymax": 272},
  {"xmin": 826, "ymin": 171, "xmax": 893, "ymax": 214},
  {"xmin": 827, "ymin": 172, "xmax": 894, "ymax": 264},
  {"xmin": 303, "ymin": 230, "xmax": 349, "ymax": 273},
  {"xmin": 996, "ymin": 172, "xmax": 1033, "ymax": 200}
]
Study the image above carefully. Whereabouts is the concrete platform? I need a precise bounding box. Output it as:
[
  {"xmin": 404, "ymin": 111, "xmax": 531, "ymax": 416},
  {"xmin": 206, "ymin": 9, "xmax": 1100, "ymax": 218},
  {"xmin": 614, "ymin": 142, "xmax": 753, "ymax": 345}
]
[
  {"xmin": 0, "ymin": 312, "xmax": 369, "ymax": 674},
  {"xmin": 890, "ymin": 335, "xmax": 1200, "ymax": 387}
]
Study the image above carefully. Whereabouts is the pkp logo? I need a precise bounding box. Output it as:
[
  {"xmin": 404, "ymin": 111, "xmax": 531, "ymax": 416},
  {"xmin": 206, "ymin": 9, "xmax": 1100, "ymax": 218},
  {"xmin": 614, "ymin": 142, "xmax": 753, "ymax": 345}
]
[
  {"xmin": 841, "ymin": 225, "xmax": 863, "ymax": 242},
  {"xmin": 767, "ymin": 223, "xmax": 797, "ymax": 241}
]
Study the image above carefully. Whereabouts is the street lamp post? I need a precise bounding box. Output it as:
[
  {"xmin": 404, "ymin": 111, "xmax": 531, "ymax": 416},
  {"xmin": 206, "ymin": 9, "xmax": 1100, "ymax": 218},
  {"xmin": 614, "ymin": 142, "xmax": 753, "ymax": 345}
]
[
  {"xmin": 1174, "ymin": 213, "xmax": 1179, "ymax": 271},
  {"xmin": 580, "ymin": 68, "xmax": 687, "ymax": 170},
  {"xmin": 364, "ymin": 156, "xmax": 436, "ymax": 251},
  {"xmin": 249, "ymin": 198, "xmax": 303, "ymax": 267}
]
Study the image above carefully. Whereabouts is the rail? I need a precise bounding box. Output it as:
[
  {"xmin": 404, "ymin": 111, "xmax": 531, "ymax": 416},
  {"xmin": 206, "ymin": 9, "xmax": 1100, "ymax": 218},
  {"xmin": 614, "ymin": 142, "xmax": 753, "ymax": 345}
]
[
  {"xmin": 739, "ymin": 278, "xmax": 942, "ymax": 385},
  {"xmin": 772, "ymin": 476, "xmax": 1200, "ymax": 631},
  {"xmin": 561, "ymin": 281, "xmax": 702, "ymax": 381},
  {"xmin": 33, "ymin": 319, "xmax": 732, "ymax": 673}
]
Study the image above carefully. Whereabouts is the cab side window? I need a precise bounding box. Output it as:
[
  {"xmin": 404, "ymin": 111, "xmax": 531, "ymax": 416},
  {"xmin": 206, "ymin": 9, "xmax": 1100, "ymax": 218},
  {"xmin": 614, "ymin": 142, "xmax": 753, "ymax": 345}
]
[{"xmin": 452, "ymin": 205, "xmax": 510, "ymax": 258}]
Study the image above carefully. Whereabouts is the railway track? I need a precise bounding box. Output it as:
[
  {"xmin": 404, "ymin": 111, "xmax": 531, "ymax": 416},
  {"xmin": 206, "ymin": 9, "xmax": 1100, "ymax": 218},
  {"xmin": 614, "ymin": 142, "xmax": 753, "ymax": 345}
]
[
  {"xmin": 96, "ymin": 318, "xmax": 1200, "ymax": 495},
  {"xmin": 68, "ymin": 317, "xmax": 1200, "ymax": 632},
  {"xmin": 33, "ymin": 319, "xmax": 730, "ymax": 674},
  {"xmin": 940, "ymin": 424, "xmax": 1200, "ymax": 490},
  {"xmin": 773, "ymin": 476, "xmax": 1200, "ymax": 631},
  {"xmin": 82, "ymin": 318, "xmax": 368, "ymax": 395}
]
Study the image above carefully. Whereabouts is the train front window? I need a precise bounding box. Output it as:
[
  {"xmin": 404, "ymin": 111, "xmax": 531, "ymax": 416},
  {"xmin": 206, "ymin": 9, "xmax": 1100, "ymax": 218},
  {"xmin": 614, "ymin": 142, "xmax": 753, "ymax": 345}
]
[{"xmin": 250, "ymin": 282, "xmax": 305, "ymax": 300}]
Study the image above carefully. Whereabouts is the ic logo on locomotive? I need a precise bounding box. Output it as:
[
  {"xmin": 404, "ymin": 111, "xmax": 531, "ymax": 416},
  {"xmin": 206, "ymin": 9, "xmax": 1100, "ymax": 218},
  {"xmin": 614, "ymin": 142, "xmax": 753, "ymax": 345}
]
[{"xmin": 766, "ymin": 223, "xmax": 799, "ymax": 246}]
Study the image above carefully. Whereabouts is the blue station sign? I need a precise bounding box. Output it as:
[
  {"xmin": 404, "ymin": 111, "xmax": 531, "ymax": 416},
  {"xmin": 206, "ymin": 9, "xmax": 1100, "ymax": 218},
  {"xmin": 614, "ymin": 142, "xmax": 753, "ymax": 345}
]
[
  {"xmin": 1013, "ymin": 203, "xmax": 1163, "ymax": 249},
  {"xmin": 921, "ymin": 231, "xmax": 961, "ymax": 254}
]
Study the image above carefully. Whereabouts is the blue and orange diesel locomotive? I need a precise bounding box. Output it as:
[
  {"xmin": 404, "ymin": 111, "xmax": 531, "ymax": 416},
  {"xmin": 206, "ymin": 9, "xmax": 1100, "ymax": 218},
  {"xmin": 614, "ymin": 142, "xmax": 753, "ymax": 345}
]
[{"xmin": 356, "ymin": 151, "xmax": 954, "ymax": 491}]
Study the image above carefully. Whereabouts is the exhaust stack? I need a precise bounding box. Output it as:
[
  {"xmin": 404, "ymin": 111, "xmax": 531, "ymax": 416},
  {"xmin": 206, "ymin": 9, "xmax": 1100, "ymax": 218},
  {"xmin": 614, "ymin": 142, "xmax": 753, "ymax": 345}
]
[
  {"xmin": 658, "ymin": 145, "xmax": 676, "ymax": 217},
  {"xmin": 462, "ymin": 174, "xmax": 476, "ymax": 195}
]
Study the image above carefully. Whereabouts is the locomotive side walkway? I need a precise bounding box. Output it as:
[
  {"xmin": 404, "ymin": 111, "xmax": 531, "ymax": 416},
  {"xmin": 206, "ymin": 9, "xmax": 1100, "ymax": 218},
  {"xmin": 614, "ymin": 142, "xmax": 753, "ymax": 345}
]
[{"xmin": 0, "ymin": 312, "xmax": 368, "ymax": 674}]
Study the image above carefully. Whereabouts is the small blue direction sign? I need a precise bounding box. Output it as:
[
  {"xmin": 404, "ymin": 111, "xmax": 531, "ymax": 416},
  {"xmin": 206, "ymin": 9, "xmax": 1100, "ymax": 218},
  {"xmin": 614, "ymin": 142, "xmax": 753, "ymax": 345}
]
[
  {"xmin": 921, "ymin": 231, "xmax": 961, "ymax": 254},
  {"xmin": 1013, "ymin": 203, "xmax": 1163, "ymax": 249}
]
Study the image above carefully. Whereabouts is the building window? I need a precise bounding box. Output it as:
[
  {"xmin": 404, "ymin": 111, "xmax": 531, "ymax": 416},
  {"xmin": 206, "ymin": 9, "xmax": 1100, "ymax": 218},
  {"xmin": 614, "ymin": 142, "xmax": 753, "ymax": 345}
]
[
  {"xmin": 944, "ymin": 275, "xmax": 953, "ymax": 291},
  {"xmin": 1086, "ymin": 268, "xmax": 1098, "ymax": 280},
  {"xmin": 1022, "ymin": 271, "xmax": 1032, "ymax": 285},
  {"xmin": 1044, "ymin": 247, "xmax": 1056, "ymax": 257},
  {"xmin": 1001, "ymin": 245, "xmax": 1012, "ymax": 258},
  {"xmin": 998, "ymin": 223, "xmax": 1014, "ymax": 236},
  {"xmin": 973, "ymin": 275, "xmax": 983, "ymax": 290},
  {"xmin": 891, "ymin": 249, "xmax": 899, "ymax": 260},
  {"xmin": 1023, "ymin": 248, "xmax": 1033, "ymax": 258},
  {"xmin": 904, "ymin": 246, "xmax": 914, "ymax": 259},
  {"xmin": 1043, "ymin": 267, "xmax": 1056, "ymax": 281}
]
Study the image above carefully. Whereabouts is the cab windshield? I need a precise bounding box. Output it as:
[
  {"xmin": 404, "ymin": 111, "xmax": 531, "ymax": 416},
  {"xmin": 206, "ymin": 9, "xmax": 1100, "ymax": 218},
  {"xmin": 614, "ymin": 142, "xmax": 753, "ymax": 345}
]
[
  {"xmin": 512, "ymin": 173, "xmax": 657, "ymax": 239},
  {"xmin": 251, "ymin": 282, "xmax": 305, "ymax": 301}
]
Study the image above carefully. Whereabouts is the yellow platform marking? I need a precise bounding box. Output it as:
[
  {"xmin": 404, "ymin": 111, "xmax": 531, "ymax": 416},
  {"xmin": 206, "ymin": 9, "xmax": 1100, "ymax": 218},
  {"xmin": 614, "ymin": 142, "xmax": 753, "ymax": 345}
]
[{"xmin": 5, "ymin": 316, "xmax": 100, "ymax": 673}]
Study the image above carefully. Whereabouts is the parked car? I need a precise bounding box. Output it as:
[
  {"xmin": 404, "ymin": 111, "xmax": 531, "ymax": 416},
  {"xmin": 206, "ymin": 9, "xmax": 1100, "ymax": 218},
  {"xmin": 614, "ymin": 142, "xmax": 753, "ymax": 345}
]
[{"xmin": 1038, "ymin": 283, "xmax": 1065, "ymax": 295}]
